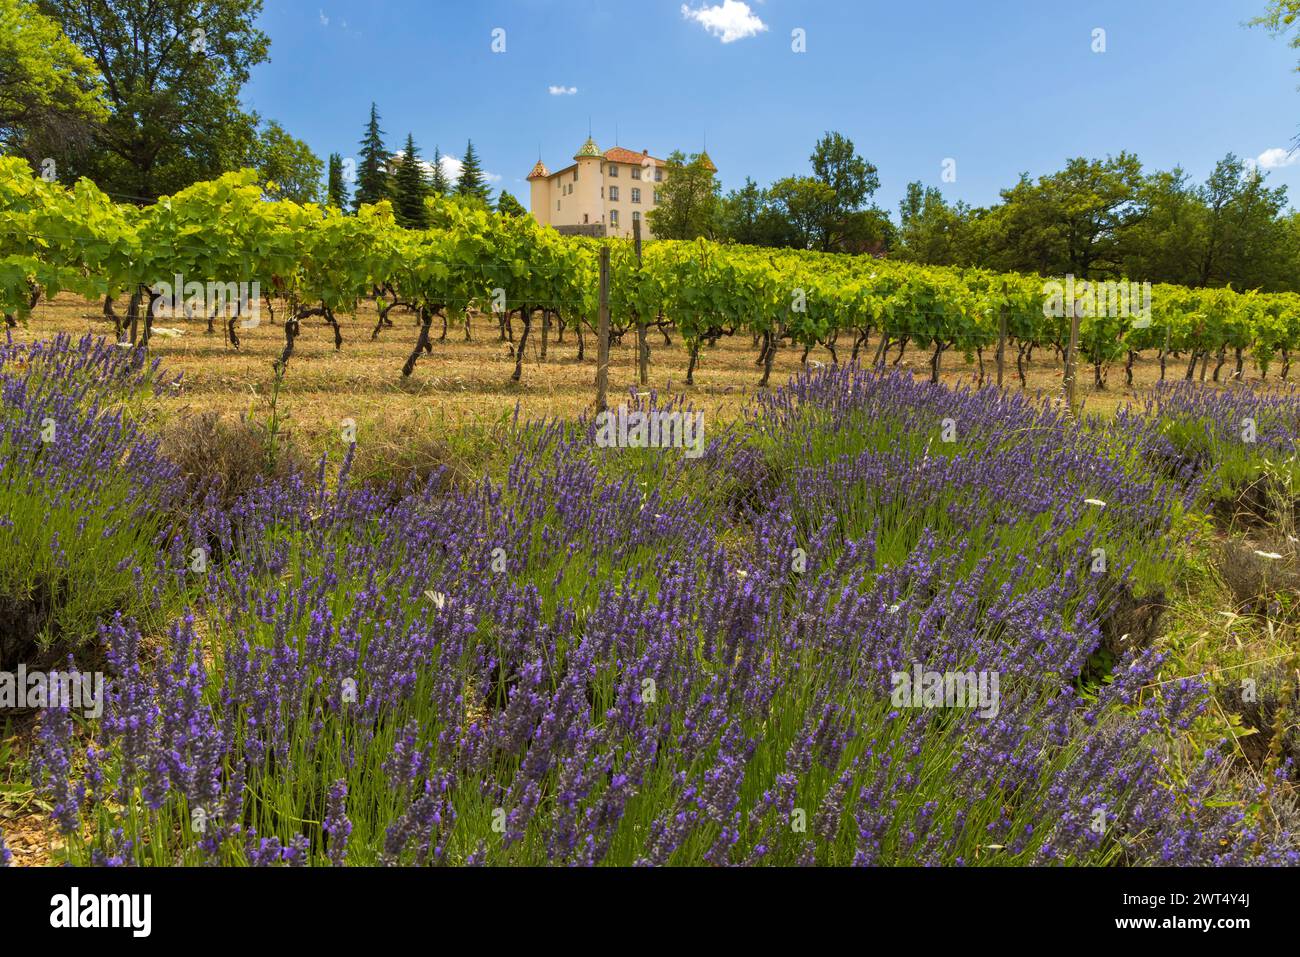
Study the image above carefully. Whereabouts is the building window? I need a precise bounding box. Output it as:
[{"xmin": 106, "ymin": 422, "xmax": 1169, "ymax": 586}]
[
  {"xmin": 654, "ymin": 190, "xmax": 663, "ymax": 204},
  {"xmin": 574, "ymin": 171, "xmax": 578, "ymax": 182},
  {"xmin": 583, "ymin": 214, "xmax": 589, "ymax": 224},
  {"xmin": 631, "ymin": 166, "xmax": 641, "ymax": 180},
  {"xmin": 631, "ymin": 188, "xmax": 641, "ymax": 204},
  {"xmin": 655, "ymin": 169, "xmax": 663, "ymax": 182},
  {"xmin": 608, "ymin": 165, "xmax": 618, "ymax": 177},
  {"xmin": 610, "ymin": 209, "xmax": 619, "ymax": 225},
  {"xmin": 609, "ymin": 185, "xmax": 619, "ymax": 201},
  {"xmin": 632, "ymin": 210, "xmax": 641, "ymax": 222},
  {"xmin": 556, "ymin": 200, "xmax": 561, "ymax": 211}
]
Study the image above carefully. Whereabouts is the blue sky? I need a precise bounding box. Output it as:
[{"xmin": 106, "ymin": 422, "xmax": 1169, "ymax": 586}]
[{"xmin": 245, "ymin": 0, "xmax": 1300, "ymax": 216}]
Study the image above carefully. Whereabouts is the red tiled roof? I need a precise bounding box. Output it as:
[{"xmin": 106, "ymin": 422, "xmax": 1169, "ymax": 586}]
[
  {"xmin": 604, "ymin": 147, "xmax": 664, "ymax": 166},
  {"xmin": 526, "ymin": 160, "xmax": 550, "ymax": 180}
]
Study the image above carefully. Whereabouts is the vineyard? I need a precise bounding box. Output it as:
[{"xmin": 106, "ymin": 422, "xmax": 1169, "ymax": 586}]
[
  {"xmin": 4, "ymin": 165, "xmax": 1300, "ymax": 874},
  {"xmin": 5, "ymin": 156, "xmax": 1300, "ymax": 397}
]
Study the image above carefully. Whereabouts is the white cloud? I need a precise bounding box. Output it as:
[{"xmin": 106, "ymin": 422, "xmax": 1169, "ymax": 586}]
[
  {"xmin": 548, "ymin": 85, "xmax": 578, "ymax": 96},
  {"xmin": 434, "ymin": 154, "xmax": 501, "ymax": 186},
  {"xmin": 681, "ymin": 1, "xmax": 768, "ymax": 43},
  {"xmin": 319, "ymin": 9, "xmax": 329, "ymax": 26},
  {"xmin": 1257, "ymin": 147, "xmax": 1298, "ymax": 170},
  {"xmin": 439, "ymin": 155, "xmax": 463, "ymax": 182}
]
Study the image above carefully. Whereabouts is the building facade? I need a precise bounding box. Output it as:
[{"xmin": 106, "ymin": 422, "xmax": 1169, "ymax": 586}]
[{"xmin": 527, "ymin": 137, "xmax": 714, "ymax": 239}]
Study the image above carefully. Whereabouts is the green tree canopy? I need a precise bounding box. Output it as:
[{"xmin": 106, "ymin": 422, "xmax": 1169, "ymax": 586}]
[
  {"xmin": 0, "ymin": 0, "xmax": 107, "ymax": 163},
  {"xmin": 496, "ymin": 189, "xmax": 527, "ymax": 217},
  {"xmin": 807, "ymin": 131, "xmax": 880, "ymax": 251},
  {"xmin": 38, "ymin": 0, "xmax": 270, "ymax": 201},
  {"xmin": 646, "ymin": 150, "xmax": 720, "ymax": 240},
  {"xmin": 254, "ymin": 120, "xmax": 323, "ymax": 204}
]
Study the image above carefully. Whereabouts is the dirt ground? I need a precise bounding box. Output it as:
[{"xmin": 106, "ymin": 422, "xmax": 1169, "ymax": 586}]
[{"xmin": 8, "ymin": 293, "xmax": 1294, "ymax": 456}]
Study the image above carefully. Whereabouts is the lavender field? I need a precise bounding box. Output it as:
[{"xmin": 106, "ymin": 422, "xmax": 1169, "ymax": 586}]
[{"xmin": 2, "ymin": 333, "xmax": 1299, "ymax": 867}]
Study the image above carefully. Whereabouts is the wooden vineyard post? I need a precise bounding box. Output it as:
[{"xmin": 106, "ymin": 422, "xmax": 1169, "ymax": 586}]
[
  {"xmin": 1063, "ymin": 299, "xmax": 1082, "ymax": 415},
  {"xmin": 595, "ymin": 245, "xmax": 611, "ymax": 414},
  {"xmin": 634, "ymin": 218, "xmax": 648, "ymax": 385},
  {"xmin": 996, "ymin": 306, "xmax": 1007, "ymax": 389}
]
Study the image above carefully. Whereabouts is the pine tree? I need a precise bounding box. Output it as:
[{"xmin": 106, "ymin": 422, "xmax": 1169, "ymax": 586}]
[
  {"xmin": 392, "ymin": 133, "xmax": 430, "ymax": 228},
  {"xmin": 429, "ymin": 145, "xmax": 450, "ymax": 196},
  {"xmin": 326, "ymin": 153, "xmax": 350, "ymax": 210},
  {"xmin": 354, "ymin": 102, "xmax": 390, "ymax": 211},
  {"xmin": 456, "ymin": 139, "xmax": 491, "ymax": 203}
]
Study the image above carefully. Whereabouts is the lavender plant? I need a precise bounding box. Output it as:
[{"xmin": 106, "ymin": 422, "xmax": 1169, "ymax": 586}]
[
  {"xmin": 0, "ymin": 333, "xmax": 183, "ymax": 662},
  {"xmin": 22, "ymin": 352, "xmax": 1300, "ymax": 865},
  {"xmin": 1115, "ymin": 379, "xmax": 1300, "ymax": 500}
]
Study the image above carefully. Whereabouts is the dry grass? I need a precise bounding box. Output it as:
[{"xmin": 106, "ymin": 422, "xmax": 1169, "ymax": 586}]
[{"xmin": 17, "ymin": 292, "xmax": 1287, "ymax": 460}]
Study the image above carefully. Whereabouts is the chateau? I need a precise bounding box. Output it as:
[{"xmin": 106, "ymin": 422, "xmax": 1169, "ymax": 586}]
[{"xmin": 527, "ymin": 137, "xmax": 715, "ymax": 239}]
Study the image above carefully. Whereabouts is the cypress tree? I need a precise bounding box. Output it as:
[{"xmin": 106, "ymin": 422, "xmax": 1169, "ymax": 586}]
[
  {"xmin": 354, "ymin": 102, "xmax": 390, "ymax": 211},
  {"xmin": 326, "ymin": 153, "xmax": 349, "ymax": 210},
  {"xmin": 429, "ymin": 145, "xmax": 450, "ymax": 196}
]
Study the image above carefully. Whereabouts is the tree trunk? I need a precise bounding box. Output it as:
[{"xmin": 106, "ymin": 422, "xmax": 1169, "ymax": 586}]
[
  {"xmin": 759, "ymin": 330, "xmax": 776, "ymax": 387},
  {"xmin": 929, "ymin": 341, "xmax": 943, "ymax": 384},
  {"xmin": 402, "ymin": 306, "xmax": 434, "ymax": 377},
  {"xmin": 686, "ymin": 339, "xmax": 701, "ymax": 385},
  {"xmin": 276, "ymin": 315, "xmax": 301, "ymax": 370},
  {"xmin": 512, "ymin": 306, "xmax": 532, "ymax": 382},
  {"xmin": 127, "ymin": 286, "xmax": 143, "ymax": 345},
  {"xmin": 893, "ymin": 336, "xmax": 908, "ymax": 366}
]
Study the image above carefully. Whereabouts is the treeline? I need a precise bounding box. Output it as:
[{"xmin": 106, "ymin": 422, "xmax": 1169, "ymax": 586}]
[
  {"xmin": 648, "ymin": 132, "xmax": 894, "ymax": 254},
  {"xmin": 335, "ymin": 103, "xmax": 524, "ymax": 228},
  {"xmin": 2, "ymin": 0, "xmax": 518, "ymax": 219},
  {"xmin": 892, "ymin": 152, "xmax": 1300, "ymax": 293},
  {"xmin": 651, "ymin": 130, "xmax": 1300, "ymax": 295}
]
